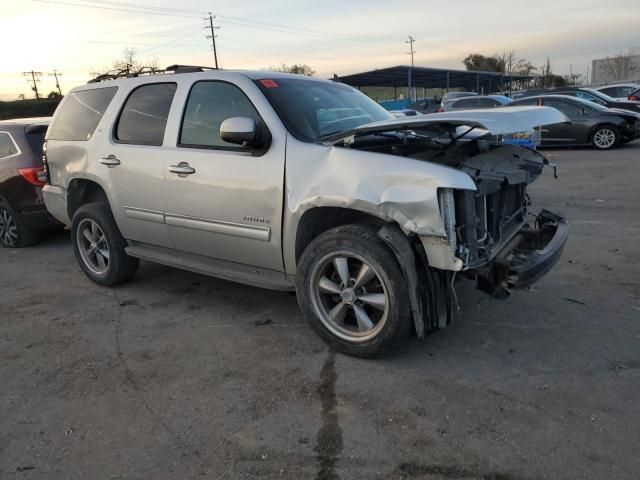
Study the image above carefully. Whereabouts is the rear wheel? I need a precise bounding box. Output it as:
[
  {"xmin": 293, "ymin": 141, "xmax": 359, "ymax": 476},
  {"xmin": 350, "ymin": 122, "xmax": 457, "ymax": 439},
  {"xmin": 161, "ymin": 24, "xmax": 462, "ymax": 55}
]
[
  {"xmin": 296, "ymin": 225, "xmax": 411, "ymax": 358},
  {"xmin": 591, "ymin": 125, "xmax": 620, "ymax": 150},
  {"xmin": 0, "ymin": 202, "xmax": 40, "ymax": 248},
  {"xmin": 71, "ymin": 202, "xmax": 138, "ymax": 286}
]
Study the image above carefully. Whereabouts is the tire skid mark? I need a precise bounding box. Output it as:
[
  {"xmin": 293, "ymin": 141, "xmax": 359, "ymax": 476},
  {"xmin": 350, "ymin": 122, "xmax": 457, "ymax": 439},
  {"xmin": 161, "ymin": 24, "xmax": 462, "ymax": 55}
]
[
  {"xmin": 314, "ymin": 350, "xmax": 343, "ymax": 480},
  {"xmin": 113, "ymin": 292, "xmax": 202, "ymax": 464}
]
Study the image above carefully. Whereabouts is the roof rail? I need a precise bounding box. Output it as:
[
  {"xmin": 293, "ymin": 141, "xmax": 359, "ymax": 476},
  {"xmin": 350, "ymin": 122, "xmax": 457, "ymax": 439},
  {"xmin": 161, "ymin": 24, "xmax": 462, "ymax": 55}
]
[{"xmin": 88, "ymin": 64, "xmax": 217, "ymax": 83}]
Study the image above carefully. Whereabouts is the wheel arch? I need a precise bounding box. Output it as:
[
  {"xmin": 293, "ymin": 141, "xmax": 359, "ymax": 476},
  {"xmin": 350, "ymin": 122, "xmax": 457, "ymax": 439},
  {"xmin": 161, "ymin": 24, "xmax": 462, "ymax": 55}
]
[
  {"xmin": 66, "ymin": 178, "xmax": 112, "ymax": 220},
  {"xmin": 588, "ymin": 122, "xmax": 620, "ymax": 139},
  {"xmin": 294, "ymin": 206, "xmax": 388, "ymax": 264}
]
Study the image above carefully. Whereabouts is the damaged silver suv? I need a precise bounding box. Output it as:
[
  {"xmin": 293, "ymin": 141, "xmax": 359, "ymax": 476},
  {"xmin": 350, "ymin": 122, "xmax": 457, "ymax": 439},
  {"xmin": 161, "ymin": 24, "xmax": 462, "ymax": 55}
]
[{"xmin": 43, "ymin": 67, "xmax": 569, "ymax": 357}]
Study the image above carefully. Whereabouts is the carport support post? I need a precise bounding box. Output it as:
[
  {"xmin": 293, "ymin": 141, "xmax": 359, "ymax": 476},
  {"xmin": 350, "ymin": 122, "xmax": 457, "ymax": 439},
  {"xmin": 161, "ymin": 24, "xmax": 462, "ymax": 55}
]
[
  {"xmin": 394, "ymin": 86, "xmax": 397, "ymax": 101},
  {"xmin": 476, "ymin": 72, "xmax": 480, "ymax": 93},
  {"xmin": 446, "ymin": 71, "xmax": 450, "ymax": 93},
  {"xmin": 407, "ymin": 67, "xmax": 413, "ymax": 104}
]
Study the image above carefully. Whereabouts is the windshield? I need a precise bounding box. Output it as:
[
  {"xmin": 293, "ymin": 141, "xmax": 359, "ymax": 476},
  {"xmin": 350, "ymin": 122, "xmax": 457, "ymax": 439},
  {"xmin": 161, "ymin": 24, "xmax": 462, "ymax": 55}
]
[
  {"xmin": 255, "ymin": 77, "xmax": 393, "ymax": 142},
  {"xmin": 571, "ymin": 96, "xmax": 609, "ymax": 111}
]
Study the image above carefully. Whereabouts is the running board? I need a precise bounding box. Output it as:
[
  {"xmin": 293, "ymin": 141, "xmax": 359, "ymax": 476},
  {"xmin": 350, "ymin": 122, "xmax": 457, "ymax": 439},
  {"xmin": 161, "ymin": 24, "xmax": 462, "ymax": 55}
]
[{"xmin": 125, "ymin": 244, "xmax": 295, "ymax": 291}]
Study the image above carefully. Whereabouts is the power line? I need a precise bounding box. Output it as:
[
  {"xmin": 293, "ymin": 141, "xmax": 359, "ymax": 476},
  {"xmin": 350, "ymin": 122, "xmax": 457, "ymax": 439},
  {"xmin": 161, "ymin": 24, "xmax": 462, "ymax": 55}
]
[
  {"xmin": 33, "ymin": 0, "xmax": 468, "ymax": 55},
  {"xmin": 23, "ymin": 71, "xmax": 43, "ymax": 99}
]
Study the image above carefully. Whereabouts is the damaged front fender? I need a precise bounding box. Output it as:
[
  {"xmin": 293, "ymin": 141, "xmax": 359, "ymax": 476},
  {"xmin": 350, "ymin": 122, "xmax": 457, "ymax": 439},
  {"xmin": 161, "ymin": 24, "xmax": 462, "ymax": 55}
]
[{"xmin": 282, "ymin": 137, "xmax": 475, "ymax": 274}]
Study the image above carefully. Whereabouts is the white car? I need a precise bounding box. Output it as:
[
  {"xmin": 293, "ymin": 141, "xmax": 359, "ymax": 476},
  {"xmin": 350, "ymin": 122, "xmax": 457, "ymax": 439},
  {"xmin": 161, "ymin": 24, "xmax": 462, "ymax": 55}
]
[{"xmin": 42, "ymin": 67, "xmax": 569, "ymax": 357}]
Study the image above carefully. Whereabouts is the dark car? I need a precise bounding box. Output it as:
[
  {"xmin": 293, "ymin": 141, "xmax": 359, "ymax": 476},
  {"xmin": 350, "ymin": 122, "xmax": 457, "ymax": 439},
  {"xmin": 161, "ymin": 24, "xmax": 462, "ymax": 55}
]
[
  {"xmin": 521, "ymin": 87, "xmax": 640, "ymax": 114},
  {"xmin": 508, "ymin": 95, "xmax": 640, "ymax": 150},
  {"xmin": 0, "ymin": 117, "xmax": 59, "ymax": 247},
  {"xmin": 442, "ymin": 94, "xmax": 511, "ymax": 112}
]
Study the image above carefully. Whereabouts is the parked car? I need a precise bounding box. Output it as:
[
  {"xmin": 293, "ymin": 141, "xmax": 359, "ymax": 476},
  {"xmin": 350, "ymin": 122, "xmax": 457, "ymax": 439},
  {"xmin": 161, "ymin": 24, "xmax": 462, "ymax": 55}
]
[
  {"xmin": 441, "ymin": 95, "xmax": 511, "ymax": 112},
  {"xmin": 521, "ymin": 87, "xmax": 640, "ymax": 114},
  {"xmin": 508, "ymin": 95, "xmax": 640, "ymax": 149},
  {"xmin": 441, "ymin": 91, "xmax": 477, "ymax": 106},
  {"xmin": 0, "ymin": 117, "xmax": 59, "ymax": 247},
  {"xmin": 43, "ymin": 68, "xmax": 568, "ymax": 357},
  {"xmin": 594, "ymin": 83, "xmax": 639, "ymax": 100}
]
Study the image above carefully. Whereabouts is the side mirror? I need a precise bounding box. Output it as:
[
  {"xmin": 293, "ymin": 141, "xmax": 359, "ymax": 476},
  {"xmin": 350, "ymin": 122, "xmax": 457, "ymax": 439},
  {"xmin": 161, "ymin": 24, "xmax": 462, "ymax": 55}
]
[{"xmin": 220, "ymin": 117, "xmax": 259, "ymax": 147}]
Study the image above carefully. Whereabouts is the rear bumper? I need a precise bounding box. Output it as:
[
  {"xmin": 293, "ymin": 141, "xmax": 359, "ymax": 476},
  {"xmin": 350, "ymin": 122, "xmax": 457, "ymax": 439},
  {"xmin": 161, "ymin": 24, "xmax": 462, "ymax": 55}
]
[
  {"xmin": 473, "ymin": 209, "xmax": 568, "ymax": 298},
  {"xmin": 42, "ymin": 185, "xmax": 70, "ymax": 226}
]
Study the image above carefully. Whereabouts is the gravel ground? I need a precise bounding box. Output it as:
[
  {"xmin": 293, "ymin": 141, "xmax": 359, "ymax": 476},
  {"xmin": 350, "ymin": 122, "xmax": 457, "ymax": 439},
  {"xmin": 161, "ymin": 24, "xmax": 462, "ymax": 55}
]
[{"xmin": 1, "ymin": 143, "xmax": 639, "ymax": 480}]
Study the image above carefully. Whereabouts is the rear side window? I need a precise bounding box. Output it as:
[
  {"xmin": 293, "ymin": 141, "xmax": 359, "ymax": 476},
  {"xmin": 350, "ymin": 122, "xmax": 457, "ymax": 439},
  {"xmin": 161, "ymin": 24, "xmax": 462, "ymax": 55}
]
[
  {"xmin": 115, "ymin": 83, "xmax": 177, "ymax": 146},
  {"xmin": 0, "ymin": 132, "xmax": 18, "ymax": 159},
  {"xmin": 48, "ymin": 87, "xmax": 117, "ymax": 141},
  {"xmin": 453, "ymin": 98, "xmax": 476, "ymax": 108},
  {"xmin": 476, "ymin": 98, "xmax": 499, "ymax": 108},
  {"xmin": 179, "ymin": 81, "xmax": 260, "ymax": 150}
]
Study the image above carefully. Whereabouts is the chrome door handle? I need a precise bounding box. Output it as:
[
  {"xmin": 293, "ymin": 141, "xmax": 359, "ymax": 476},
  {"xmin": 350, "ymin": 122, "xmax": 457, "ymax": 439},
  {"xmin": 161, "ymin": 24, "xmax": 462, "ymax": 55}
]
[
  {"xmin": 169, "ymin": 162, "xmax": 196, "ymax": 175},
  {"xmin": 100, "ymin": 155, "xmax": 120, "ymax": 166}
]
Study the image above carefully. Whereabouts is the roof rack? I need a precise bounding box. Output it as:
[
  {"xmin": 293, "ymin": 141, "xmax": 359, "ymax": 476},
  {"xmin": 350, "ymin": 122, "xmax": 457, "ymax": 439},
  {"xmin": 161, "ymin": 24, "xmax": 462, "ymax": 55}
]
[{"xmin": 88, "ymin": 64, "xmax": 216, "ymax": 84}]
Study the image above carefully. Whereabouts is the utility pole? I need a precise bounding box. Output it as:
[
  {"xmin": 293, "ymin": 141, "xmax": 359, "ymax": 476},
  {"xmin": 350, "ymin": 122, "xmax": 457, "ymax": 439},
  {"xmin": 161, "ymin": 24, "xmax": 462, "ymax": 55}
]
[
  {"xmin": 204, "ymin": 12, "xmax": 220, "ymax": 68},
  {"xmin": 405, "ymin": 36, "xmax": 416, "ymax": 67},
  {"xmin": 23, "ymin": 71, "xmax": 43, "ymax": 100},
  {"xmin": 49, "ymin": 70, "xmax": 63, "ymax": 96}
]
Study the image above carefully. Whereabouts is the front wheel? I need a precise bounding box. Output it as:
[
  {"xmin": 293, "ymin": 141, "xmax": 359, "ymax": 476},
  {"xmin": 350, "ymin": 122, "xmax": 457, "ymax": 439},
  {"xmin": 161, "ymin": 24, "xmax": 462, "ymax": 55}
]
[
  {"xmin": 296, "ymin": 225, "xmax": 412, "ymax": 358},
  {"xmin": 591, "ymin": 125, "xmax": 620, "ymax": 150},
  {"xmin": 71, "ymin": 202, "xmax": 138, "ymax": 286}
]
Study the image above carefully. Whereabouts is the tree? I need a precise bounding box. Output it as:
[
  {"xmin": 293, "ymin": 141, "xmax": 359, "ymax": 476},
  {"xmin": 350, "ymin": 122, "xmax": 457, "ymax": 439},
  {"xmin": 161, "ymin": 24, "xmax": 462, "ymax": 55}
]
[
  {"xmin": 90, "ymin": 48, "xmax": 160, "ymax": 79},
  {"xmin": 463, "ymin": 53, "xmax": 504, "ymax": 72},
  {"xmin": 534, "ymin": 57, "xmax": 566, "ymax": 89},
  {"xmin": 564, "ymin": 72, "xmax": 586, "ymax": 86},
  {"xmin": 601, "ymin": 51, "xmax": 632, "ymax": 81},
  {"xmin": 269, "ymin": 63, "xmax": 315, "ymax": 76},
  {"xmin": 47, "ymin": 91, "xmax": 62, "ymax": 100}
]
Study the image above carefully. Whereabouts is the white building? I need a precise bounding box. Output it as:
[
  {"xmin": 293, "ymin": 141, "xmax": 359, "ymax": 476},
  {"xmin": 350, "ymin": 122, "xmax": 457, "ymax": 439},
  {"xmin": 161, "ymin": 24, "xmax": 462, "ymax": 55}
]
[{"xmin": 591, "ymin": 54, "xmax": 640, "ymax": 84}]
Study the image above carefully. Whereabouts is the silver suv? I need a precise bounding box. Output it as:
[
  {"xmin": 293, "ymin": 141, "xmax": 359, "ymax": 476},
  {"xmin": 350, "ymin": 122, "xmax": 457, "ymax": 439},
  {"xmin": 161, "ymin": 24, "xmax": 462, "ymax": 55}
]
[{"xmin": 43, "ymin": 66, "xmax": 568, "ymax": 357}]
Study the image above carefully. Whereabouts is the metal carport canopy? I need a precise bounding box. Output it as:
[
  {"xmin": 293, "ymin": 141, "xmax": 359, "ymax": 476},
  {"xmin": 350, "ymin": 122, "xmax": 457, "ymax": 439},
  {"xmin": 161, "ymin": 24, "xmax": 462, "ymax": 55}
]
[{"xmin": 336, "ymin": 65, "xmax": 532, "ymax": 90}]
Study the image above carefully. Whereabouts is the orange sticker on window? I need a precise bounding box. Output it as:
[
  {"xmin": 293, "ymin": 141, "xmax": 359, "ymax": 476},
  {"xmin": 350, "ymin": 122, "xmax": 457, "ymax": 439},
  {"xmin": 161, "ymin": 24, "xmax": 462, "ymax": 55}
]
[{"xmin": 260, "ymin": 79, "xmax": 279, "ymax": 88}]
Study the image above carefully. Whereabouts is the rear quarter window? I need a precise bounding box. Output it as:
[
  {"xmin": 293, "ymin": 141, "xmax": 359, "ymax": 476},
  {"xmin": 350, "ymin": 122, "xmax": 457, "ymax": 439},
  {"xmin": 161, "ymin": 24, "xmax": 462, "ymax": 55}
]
[
  {"xmin": 47, "ymin": 87, "xmax": 118, "ymax": 141},
  {"xmin": 0, "ymin": 132, "xmax": 19, "ymax": 159},
  {"xmin": 25, "ymin": 126, "xmax": 47, "ymax": 158}
]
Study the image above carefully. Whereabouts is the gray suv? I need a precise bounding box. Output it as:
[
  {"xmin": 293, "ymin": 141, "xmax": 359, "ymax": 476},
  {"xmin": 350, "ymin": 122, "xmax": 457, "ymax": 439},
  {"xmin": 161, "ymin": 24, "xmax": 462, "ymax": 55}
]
[{"xmin": 43, "ymin": 67, "xmax": 569, "ymax": 357}]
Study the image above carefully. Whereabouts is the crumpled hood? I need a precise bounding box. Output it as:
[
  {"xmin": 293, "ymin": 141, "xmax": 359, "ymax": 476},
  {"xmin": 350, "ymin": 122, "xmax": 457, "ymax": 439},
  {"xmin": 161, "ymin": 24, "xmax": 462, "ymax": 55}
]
[{"xmin": 322, "ymin": 106, "xmax": 569, "ymax": 144}]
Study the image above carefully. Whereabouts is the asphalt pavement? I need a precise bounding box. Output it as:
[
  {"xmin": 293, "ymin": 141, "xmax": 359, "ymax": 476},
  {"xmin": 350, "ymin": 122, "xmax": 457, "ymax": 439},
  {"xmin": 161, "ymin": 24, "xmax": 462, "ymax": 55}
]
[{"xmin": 1, "ymin": 143, "xmax": 639, "ymax": 480}]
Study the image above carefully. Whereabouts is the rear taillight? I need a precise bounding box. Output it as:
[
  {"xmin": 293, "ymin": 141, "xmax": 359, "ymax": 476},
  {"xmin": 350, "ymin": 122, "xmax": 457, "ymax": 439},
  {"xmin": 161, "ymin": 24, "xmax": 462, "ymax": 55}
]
[
  {"xmin": 629, "ymin": 95, "xmax": 639, "ymax": 101},
  {"xmin": 41, "ymin": 141, "xmax": 51, "ymax": 184},
  {"xmin": 436, "ymin": 107, "xmax": 444, "ymax": 112},
  {"xmin": 18, "ymin": 166, "xmax": 46, "ymax": 186}
]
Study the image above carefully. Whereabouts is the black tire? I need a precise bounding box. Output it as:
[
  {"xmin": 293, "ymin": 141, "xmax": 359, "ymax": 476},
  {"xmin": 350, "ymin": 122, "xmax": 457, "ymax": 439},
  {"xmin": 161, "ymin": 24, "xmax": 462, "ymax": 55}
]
[
  {"xmin": 590, "ymin": 125, "xmax": 620, "ymax": 150},
  {"xmin": 296, "ymin": 224, "xmax": 412, "ymax": 358},
  {"xmin": 0, "ymin": 201, "xmax": 40, "ymax": 248},
  {"xmin": 71, "ymin": 202, "xmax": 138, "ymax": 286}
]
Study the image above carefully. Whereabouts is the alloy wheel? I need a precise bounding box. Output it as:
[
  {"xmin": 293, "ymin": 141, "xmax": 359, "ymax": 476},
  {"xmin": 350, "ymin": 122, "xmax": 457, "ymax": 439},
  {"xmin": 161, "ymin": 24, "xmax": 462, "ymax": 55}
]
[
  {"xmin": 76, "ymin": 218, "xmax": 110, "ymax": 275},
  {"xmin": 0, "ymin": 208, "xmax": 18, "ymax": 246},
  {"xmin": 310, "ymin": 251, "xmax": 390, "ymax": 343},
  {"xmin": 593, "ymin": 128, "xmax": 616, "ymax": 149}
]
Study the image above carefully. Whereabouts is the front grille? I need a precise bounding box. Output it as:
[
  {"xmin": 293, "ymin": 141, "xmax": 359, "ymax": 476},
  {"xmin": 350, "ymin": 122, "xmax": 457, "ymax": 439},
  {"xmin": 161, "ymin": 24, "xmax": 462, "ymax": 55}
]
[{"xmin": 454, "ymin": 184, "xmax": 528, "ymax": 267}]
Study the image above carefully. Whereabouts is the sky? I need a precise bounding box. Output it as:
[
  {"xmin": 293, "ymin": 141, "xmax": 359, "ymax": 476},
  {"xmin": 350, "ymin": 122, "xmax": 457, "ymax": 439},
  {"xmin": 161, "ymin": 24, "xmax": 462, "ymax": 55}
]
[{"xmin": 1, "ymin": 0, "xmax": 639, "ymax": 100}]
